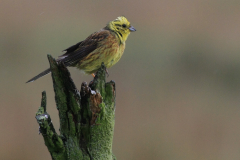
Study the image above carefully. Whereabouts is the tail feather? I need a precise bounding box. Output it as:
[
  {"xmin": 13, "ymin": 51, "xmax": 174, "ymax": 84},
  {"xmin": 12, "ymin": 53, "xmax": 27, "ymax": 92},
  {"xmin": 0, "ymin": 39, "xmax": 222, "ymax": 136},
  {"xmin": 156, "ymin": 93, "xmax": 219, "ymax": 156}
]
[{"xmin": 26, "ymin": 68, "xmax": 51, "ymax": 83}]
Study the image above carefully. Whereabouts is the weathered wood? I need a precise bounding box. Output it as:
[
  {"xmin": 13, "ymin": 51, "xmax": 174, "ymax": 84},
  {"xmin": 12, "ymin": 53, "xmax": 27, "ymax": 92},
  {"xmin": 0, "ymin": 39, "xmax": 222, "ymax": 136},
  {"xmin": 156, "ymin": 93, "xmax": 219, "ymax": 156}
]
[{"xmin": 35, "ymin": 55, "xmax": 116, "ymax": 160}]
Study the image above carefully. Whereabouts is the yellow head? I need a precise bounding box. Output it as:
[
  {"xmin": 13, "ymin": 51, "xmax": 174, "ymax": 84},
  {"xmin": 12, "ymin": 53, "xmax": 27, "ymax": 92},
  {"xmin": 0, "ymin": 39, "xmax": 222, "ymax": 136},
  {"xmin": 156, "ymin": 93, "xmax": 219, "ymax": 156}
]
[{"xmin": 106, "ymin": 16, "xmax": 136, "ymax": 44}]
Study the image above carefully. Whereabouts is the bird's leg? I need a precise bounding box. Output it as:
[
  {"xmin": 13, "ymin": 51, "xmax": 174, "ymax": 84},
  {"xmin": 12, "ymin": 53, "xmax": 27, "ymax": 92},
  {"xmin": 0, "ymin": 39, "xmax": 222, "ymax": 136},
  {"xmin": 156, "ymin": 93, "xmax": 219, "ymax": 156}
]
[
  {"xmin": 105, "ymin": 68, "xmax": 109, "ymax": 77},
  {"xmin": 91, "ymin": 69, "xmax": 108, "ymax": 77}
]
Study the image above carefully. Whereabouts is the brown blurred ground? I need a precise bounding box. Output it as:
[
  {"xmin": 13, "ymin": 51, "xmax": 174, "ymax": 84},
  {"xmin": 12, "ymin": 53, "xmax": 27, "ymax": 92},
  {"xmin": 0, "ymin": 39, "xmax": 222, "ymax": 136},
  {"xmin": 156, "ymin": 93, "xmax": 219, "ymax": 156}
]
[{"xmin": 1, "ymin": 0, "xmax": 240, "ymax": 159}]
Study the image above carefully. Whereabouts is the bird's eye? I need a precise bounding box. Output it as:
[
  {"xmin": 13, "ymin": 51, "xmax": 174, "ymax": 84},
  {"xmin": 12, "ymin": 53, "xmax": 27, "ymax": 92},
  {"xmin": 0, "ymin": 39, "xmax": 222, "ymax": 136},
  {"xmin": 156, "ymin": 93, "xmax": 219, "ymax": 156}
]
[{"xmin": 122, "ymin": 24, "xmax": 126, "ymax": 28}]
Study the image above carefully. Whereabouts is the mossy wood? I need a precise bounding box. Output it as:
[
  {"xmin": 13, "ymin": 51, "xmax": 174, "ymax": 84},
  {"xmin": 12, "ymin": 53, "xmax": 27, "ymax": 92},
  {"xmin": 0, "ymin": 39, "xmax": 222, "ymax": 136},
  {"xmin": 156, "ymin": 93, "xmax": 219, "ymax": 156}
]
[{"xmin": 35, "ymin": 55, "xmax": 117, "ymax": 160}]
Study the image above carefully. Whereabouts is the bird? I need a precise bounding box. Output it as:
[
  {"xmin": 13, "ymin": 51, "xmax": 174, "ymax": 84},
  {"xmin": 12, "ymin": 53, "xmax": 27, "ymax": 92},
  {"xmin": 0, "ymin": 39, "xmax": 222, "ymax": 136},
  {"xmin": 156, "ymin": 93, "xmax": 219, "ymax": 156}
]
[{"xmin": 26, "ymin": 16, "xmax": 136, "ymax": 83}]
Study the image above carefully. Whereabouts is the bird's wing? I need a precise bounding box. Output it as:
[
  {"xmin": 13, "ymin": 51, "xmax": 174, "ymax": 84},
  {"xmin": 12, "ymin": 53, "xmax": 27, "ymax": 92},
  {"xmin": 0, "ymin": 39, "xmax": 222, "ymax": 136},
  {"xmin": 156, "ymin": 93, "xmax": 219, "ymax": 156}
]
[
  {"xmin": 62, "ymin": 41, "xmax": 83, "ymax": 53},
  {"xmin": 26, "ymin": 30, "xmax": 112, "ymax": 83},
  {"xmin": 57, "ymin": 29, "xmax": 110, "ymax": 67}
]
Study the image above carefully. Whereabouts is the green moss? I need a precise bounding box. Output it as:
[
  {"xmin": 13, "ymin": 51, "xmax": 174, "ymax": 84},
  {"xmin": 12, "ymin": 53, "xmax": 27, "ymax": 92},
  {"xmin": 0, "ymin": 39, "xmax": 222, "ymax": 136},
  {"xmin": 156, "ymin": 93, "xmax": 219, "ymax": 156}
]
[{"xmin": 35, "ymin": 56, "xmax": 116, "ymax": 160}]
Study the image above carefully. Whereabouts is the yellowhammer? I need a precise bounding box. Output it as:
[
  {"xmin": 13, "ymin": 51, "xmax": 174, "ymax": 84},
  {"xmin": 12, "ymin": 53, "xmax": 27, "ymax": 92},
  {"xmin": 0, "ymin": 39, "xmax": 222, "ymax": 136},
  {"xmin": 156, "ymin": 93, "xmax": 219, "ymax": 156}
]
[{"xmin": 26, "ymin": 16, "xmax": 136, "ymax": 83}]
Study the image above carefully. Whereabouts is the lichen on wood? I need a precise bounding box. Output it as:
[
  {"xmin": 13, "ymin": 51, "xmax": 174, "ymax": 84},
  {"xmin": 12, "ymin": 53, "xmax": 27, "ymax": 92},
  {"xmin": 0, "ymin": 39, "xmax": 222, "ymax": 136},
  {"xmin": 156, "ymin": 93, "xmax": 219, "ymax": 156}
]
[{"xmin": 35, "ymin": 55, "xmax": 116, "ymax": 160}]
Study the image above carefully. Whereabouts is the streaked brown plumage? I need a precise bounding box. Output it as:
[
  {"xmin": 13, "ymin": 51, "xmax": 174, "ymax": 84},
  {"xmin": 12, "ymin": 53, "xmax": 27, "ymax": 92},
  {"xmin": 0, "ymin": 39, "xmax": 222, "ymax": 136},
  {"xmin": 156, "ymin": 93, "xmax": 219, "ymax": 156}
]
[{"xmin": 26, "ymin": 16, "xmax": 136, "ymax": 83}]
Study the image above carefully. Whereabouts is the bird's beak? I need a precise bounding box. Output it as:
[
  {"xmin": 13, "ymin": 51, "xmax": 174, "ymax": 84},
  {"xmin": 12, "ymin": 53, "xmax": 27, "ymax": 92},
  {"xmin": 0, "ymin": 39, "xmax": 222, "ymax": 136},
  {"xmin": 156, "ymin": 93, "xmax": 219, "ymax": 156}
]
[{"xmin": 129, "ymin": 25, "xmax": 136, "ymax": 32}]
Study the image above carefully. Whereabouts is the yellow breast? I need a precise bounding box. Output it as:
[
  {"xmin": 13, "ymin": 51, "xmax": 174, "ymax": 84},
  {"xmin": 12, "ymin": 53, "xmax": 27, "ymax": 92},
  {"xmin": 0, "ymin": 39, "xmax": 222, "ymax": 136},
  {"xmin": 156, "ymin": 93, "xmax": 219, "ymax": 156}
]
[{"xmin": 77, "ymin": 31, "xmax": 126, "ymax": 74}]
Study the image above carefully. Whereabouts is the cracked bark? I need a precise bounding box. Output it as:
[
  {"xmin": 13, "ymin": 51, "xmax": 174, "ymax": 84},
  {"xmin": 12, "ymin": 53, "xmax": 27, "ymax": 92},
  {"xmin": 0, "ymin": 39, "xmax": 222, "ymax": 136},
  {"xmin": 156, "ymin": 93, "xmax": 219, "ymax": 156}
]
[{"xmin": 35, "ymin": 55, "xmax": 116, "ymax": 160}]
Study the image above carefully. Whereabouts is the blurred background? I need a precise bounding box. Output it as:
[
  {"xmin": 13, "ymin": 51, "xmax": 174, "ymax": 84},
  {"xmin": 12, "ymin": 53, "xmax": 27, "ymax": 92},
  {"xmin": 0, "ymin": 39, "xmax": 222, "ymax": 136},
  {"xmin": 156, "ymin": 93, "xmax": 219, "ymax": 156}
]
[{"xmin": 1, "ymin": 0, "xmax": 240, "ymax": 159}]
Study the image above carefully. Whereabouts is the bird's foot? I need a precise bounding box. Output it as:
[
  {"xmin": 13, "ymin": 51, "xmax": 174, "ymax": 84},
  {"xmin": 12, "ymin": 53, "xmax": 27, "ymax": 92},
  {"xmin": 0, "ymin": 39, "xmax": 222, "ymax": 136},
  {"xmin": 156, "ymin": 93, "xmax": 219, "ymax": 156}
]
[{"xmin": 105, "ymin": 68, "xmax": 109, "ymax": 77}]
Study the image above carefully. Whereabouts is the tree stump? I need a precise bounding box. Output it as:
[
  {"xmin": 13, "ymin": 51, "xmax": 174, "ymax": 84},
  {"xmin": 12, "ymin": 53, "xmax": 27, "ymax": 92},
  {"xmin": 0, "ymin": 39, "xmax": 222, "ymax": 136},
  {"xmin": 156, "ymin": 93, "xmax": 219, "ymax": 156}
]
[{"xmin": 35, "ymin": 55, "xmax": 116, "ymax": 160}]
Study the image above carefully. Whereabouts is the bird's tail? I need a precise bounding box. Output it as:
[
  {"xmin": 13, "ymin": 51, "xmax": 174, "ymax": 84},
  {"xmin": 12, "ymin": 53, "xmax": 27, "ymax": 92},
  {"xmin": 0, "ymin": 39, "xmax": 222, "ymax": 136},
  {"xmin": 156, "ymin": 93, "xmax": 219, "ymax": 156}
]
[{"xmin": 26, "ymin": 68, "xmax": 51, "ymax": 83}]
